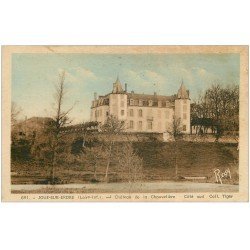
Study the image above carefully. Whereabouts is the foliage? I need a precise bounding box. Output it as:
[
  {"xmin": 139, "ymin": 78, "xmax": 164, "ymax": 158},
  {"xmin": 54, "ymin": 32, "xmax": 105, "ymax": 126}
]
[
  {"xmin": 84, "ymin": 143, "xmax": 109, "ymax": 180},
  {"xmin": 11, "ymin": 102, "xmax": 22, "ymax": 125},
  {"xmin": 99, "ymin": 115, "xmax": 125, "ymax": 181},
  {"xmin": 100, "ymin": 115, "xmax": 125, "ymax": 134},
  {"xmin": 29, "ymin": 70, "xmax": 75, "ymax": 183},
  {"xmin": 191, "ymin": 84, "xmax": 239, "ymax": 141},
  {"xmin": 117, "ymin": 143, "xmax": 144, "ymax": 182},
  {"xmin": 167, "ymin": 116, "xmax": 183, "ymax": 140}
]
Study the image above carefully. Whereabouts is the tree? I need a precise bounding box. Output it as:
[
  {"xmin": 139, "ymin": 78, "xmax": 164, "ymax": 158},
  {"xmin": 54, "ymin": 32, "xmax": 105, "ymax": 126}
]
[
  {"xmin": 117, "ymin": 143, "xmax": 143, "ymax": 183},
  {"xmin": 168, "ymin": 116, "xmax": 183, "ymax": 140},
  {"xmin": 100, "ymin": 115, "xmax": 125, "ymax": 182},
  {"xmin": 191, "ymin": 83, "xmax": 239, "ymax": 142},
  {"xmin": 168, "ymin": 116, "xmax": 183, "ymax": 178},
  {"xmin": 11, "ymin": 102, "xmax": 22, "ymax": 125},
  {"xmin": 84, "ymin": 139, "xmax": 109, "ymax": 181},
  {"xmin": 31, "ymin": 70, "xmax": 74, "ymax": 184},
  {"xmin": 49, "ymin": 70, "xmax": 75, "ymax": 183}
]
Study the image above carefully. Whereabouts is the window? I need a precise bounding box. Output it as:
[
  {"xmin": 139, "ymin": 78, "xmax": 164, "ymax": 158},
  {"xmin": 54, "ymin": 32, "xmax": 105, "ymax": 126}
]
[
  {"xmin": 130, "ymin": 99, "xmax": 134, "ymax": 106},
  {"xmin": 121, "ymin": 110, "xmax": 125, "ymax": 116},
  {"xmin": 129, "ymin": 109, "xmax": 134, "ymax": 117},
  {"xmin": 158, "ymin": 101, "xmax": 162, "ymax": 107},
  {"xmin": 139, "ymin": 100, "xmax": 143, "ymax": 106},
  {"xmin": 183, "ymin": 113, "xmax": 187, "ymax": 120},
  {"xmin": 130, "ymin": 120, "xmax": 134, "ymax": 129},
  {"xmin": 149, "ymin": 100, "xmax": 153, "ymax": 106},
  {"xmin": 106, "ymin": 111, "xmax": 109, "ymax": 117},
  {"xmin": 138, "ymin": 121, "xmax": 143, "ymax": 130},
  {"xmin": 153, "ymin": 101, "xmax": 158, "ymax": 106},
  {"xmin": 138, "ymin": 109, "xmax": 143, "ymax": 117},
  {"xmin": 147, "ymin": 121, "xmax": 153, "ymax": 130},
  {"xmin": 183, "ymin": 125, "xmax": 186, "ymax": 131}
]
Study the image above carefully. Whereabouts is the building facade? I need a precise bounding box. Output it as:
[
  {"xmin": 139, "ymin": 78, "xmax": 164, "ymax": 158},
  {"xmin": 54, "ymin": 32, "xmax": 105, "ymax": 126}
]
[{"xmin": 90, "ymin": 77, "xmax": 191, "ymax": 134}]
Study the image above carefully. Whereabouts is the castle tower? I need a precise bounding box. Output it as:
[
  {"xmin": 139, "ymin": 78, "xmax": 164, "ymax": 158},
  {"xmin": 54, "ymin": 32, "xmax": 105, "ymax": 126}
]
[
  {"xmin": 109, "ymin": 76, "xmax": 127, "ymax": 121},
  {"xmin": 174, "ymin": 81, "xmax": 191, "ymax": 134}
]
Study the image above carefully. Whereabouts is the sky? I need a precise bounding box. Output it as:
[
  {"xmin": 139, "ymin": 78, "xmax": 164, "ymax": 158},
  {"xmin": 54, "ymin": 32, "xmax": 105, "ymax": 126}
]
[{"xmin": 12, "ymin": 53, "xmax": 240, "ymax": 123}]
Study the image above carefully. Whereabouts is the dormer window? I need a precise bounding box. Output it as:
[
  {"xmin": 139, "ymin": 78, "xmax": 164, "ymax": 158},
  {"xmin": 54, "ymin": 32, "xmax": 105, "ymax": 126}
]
[
  {"xmin": 139, "ymin": 100, "xmax": 143, "ymax": 106},
  {"xmin": 130, "ymin": 99, "xmax": 134, "ymax": 106},
  {"xmin": 158, "ymin": 101, "xmax": 162, "ymax": 107},
  {"xmin": 149, "ymin": 100, "xmax": 153, "ymax": 106}
]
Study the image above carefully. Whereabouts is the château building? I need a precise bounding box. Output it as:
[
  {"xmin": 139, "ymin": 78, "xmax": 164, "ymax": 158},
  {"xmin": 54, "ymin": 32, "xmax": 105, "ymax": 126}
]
[{"xmin": 90, "ymin": 77, "xmax": 191, "ymax": 134}]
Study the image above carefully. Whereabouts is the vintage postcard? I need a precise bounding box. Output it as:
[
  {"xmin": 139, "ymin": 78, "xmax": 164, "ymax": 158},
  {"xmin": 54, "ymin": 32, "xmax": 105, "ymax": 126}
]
[{"xmin": 1, "ymin": 46, "xmax": 248, "ymax": 202}]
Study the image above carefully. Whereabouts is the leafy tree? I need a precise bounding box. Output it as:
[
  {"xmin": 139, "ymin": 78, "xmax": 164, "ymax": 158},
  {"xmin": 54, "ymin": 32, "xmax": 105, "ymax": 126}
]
[{"xmin": 191, "ymin": 84, "xmax": 239, "ymax": 142}]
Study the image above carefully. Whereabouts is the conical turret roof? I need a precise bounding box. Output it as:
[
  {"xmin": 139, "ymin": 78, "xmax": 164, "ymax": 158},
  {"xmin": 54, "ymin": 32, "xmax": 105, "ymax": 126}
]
[
  {"xmin": 112, "ymin": 76, "xmax": 124, "ymax": 93},
  {"xmin": 177, "ymin": 81, "xmax": 189, "ymax": 99}
]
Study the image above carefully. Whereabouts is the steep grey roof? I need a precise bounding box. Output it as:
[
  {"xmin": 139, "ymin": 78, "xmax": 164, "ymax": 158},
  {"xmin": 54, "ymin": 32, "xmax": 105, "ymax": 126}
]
[{"xmin": 127, "ymin": 93, "xmax": 175, "ymax": 102}]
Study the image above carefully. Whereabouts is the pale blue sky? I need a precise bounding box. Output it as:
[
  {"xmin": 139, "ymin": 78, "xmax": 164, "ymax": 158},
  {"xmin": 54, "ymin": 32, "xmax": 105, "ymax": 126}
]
[{"xmin": 12, "ymin": 53, "xmax": 240, "ymax": 123}]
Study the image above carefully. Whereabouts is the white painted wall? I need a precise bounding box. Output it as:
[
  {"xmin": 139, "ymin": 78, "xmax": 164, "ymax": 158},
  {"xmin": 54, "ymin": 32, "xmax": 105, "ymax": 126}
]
[
  {"xmin": 90, "ymin": 94, "xmax": 190, "ymax": 134},
  {"xmin": 174, "ymin": 99, "xmax": 191, "ymax": 134}
]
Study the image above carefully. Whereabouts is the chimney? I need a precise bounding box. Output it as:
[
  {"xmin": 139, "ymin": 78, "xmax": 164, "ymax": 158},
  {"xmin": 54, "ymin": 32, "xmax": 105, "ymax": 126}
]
[
  {"xmin": 125, "ymin": 83, "xmax": 127, "ymax": 92},
  {"xmin": 94, "ymin": 92, "xmax": 97, "ymax": 100}
]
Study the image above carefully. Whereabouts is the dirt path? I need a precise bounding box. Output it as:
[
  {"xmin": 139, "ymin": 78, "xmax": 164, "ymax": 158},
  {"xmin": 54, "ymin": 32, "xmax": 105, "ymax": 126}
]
[{"xmin": 11, "ymin": 181, "xmax": 239, "ymax": 193}]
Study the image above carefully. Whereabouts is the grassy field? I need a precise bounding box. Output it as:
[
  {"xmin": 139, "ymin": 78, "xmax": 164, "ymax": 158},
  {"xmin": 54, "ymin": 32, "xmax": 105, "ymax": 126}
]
[
  {"xmin": 11, "ymin": 141, "xmax": 239, "ymax": 185},
  {"xmin": 135, "ymin": 141, "xmax": 238, "ymax": 183}
]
